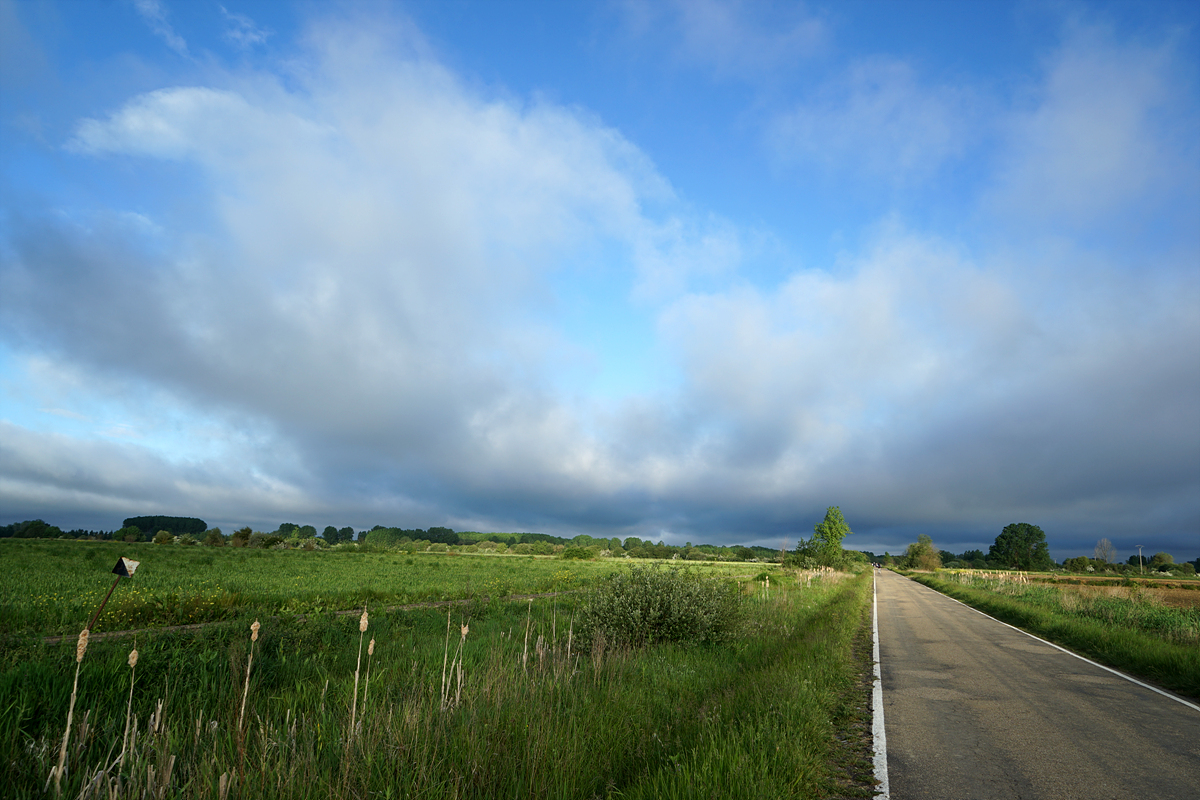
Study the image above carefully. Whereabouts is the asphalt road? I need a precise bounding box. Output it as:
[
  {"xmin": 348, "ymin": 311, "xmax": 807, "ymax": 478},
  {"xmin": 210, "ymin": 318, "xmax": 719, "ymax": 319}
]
[{"xmin": 875, "ymin": 569, "xmax": 1200, "ymax": 800}]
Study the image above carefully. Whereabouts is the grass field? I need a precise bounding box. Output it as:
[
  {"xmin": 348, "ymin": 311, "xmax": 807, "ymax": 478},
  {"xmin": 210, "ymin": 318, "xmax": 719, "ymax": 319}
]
[
  {"xmin": 906, "ymin": 570, "xmax": 1200, "ymax": 699},
  {"xmin": 0, "ymin": 539, "xmax": 762, "ymax": 638},
  {"xmin": 1, "ymin": 540, "xmax": 875, "ymax": 799}
]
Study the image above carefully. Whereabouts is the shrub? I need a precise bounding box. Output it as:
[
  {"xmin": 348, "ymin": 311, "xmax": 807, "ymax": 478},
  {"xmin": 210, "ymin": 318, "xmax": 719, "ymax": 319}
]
[
  {"xmin": 561, "ymin": 546, "xmax": 598, "ymax": 560},
  {"xmin": 203, "ymin": 529, "xmax": 226, "ymax": 547},
  {"xmin": 576, "ymin": 565, "xmax": 744, "ymax": 648},
  {"xmin": 248, "ymin": 532, "xmax": 284, "ymax": 549},
  {"xmin": 231, "ymin": 527, "xmax": 252, "ymax": 547},
  {"xmin": 177, "ymin": 534, "xmax": 198, "ymax": 546},
  {"xmin": 152, "ymin": 530, "xmax": 173, "ymax": 545}
]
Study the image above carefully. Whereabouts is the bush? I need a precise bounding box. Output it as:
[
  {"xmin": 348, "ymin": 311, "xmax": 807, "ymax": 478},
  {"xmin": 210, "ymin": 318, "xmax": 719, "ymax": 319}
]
[
  {"xmin": 203, "ymin": 529, "xmax": 226, "ymax": 547},
  {"xmin": 560, "ymin": 546, "xmax": 598, "ymax": 560},
  {"xmin": 153, "ymin": 530, "xmax": 174, "ymax": 545},
  {"xmin": 576, "ymin": 566, "xmax": 744, "ymax": 649},
  {"xmin": 248, "ymin": 532, "xmax": 284, "ymax": 549}
]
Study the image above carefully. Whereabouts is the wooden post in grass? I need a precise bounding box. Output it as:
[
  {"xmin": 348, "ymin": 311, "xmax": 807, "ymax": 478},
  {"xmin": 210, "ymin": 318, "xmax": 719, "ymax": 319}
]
[{"xmin": 87, "ymin": 557, "xmax": 140, "ymax": 632}]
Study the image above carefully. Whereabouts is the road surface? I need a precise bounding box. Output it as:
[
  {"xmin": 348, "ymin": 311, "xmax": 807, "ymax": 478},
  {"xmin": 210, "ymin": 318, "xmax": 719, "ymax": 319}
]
[{"xmin": 875, "ymin": 569, "xmax": 1200, "ymax": 799}]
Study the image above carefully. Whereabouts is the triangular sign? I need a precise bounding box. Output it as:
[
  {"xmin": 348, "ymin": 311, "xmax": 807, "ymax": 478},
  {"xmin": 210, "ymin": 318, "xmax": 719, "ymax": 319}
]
[{"xmin": 112, "ymin": 557, "xmax": 140, "ymax": 577}]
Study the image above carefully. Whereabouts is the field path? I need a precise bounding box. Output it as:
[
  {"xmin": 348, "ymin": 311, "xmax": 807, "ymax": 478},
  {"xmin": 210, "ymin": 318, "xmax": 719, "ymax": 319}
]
[
  {"xmin": 875, "ymin": 569, "xmax": 1200, "ymax": 800},
  {"xmin": 42, "ymin": 591, "xmax": 574, "ymax": 645}
]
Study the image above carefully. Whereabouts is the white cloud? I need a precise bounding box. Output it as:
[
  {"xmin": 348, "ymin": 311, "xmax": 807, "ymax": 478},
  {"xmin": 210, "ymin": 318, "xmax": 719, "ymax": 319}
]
[
  {"xmin": 220, "ymin": 5, "xmax": 271, "ymax": 49},
  {"xmin": 987, "ymin": 22, "xmax": 1200, "ymax": 237},
  {"xmin": 132, "ymin": 0, "xmax": 188, "ymax": 56},
  {"xmin": 669, "ymin": 0, "xmax": 826, "ymax": 77},
  {"xmin": 769, "ymin": 58, "xmax": 973, "ymax": 180}
]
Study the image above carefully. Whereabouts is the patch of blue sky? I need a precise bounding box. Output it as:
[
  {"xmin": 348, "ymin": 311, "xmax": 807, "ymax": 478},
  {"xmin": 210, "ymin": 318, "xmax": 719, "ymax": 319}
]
[{"xmin": 548, "ymin": 246, "xmax": 676, "ymax": 403}]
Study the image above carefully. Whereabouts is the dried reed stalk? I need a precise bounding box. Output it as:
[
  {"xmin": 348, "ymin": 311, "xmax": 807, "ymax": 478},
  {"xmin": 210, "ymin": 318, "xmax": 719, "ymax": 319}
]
[
  {"xmin": 349, "ymin": 608, "xmax": 368, "ymax": 737},
  {"xmin": 239, "ymin": 620, "xmax": 260, "ymax": 731},
  {"xmin": 49, "ymin": 627, "xmax": 88, "ymax": 795},
  {"xmin": 118, "ymin": 646, "xmax": 138, "ymax": 769}
]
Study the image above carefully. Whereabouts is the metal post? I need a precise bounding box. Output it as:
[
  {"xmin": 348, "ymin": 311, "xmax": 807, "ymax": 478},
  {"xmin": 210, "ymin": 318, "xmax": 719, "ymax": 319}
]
[{"xmin": 86, "ymin": 576, "xmax": 121, "ymax": 631}]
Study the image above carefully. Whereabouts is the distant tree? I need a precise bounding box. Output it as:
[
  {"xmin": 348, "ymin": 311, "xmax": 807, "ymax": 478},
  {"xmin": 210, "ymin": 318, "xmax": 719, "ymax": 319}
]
[
  {"xmin": 323, "ymin": 526, "xmax": 338, "ymax": 541},
  {"xmin": 939, "ymin": 550, "xmax": 956, "ymax": 566},
  {"xmin": 1150, "ymin": 552, "xmax": 1174, "ymax": 569},
  {"xmin": 2, "ymin": 519, "xmax": 65, "ymax": 538},
  {"xmin": 903, "ymin": 534, "xmax": 941, "ymax": 571},
  {"xmin": 1093, "ymin": 538, "xmax": 1117, "ymax": 564},
  {"xmin": 231, "ymin": 526, "xmax": 252, "ymax": 547},
  {"xmin": 624, "ymin": 537, "xmax": 643, "ymax": 551},
  {"xmin": 338, "ymin": 526, "xmax": 355, "ymax": 544},
  {"xmin": 203, "ymin": 529, "xmax": 226, "ymax": 546},
  {"xmin": 153, "ymin": 530, "xmax": 173, "ymax": 544},
  {"xmin": 277, "ymin": 523, "xmax": 299, "ymax": 536},
  {"xmin": 1064, "ymin": 555, "xmax": 1090, "ymax": 573},
  {"xmin": 989, "ymin": 523, "xmax": 1052, "ymax": 571},
  {"xmin": 119, "ymin": 525, "xmax": 144, "ymax": 543},
  {"xmin": 298, "ymin": 525, "xmax": 317, "ymax": 538},
  {"xmin": 735, "ymin": 546, "xmax": 755, "ymax": 562},
  {"xmin": 813, "ymin": 507, "xmax": 852, "ymax": 558},
  {"xmin": 125, "ymin": 516, "xmax": 205, "ymax": 536}
]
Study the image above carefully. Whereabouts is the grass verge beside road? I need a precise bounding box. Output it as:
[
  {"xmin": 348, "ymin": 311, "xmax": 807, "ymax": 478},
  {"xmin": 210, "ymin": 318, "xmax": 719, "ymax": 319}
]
[{"xmin": 906, "ymin": 571, "xmax": 1200, "ymax": 700}]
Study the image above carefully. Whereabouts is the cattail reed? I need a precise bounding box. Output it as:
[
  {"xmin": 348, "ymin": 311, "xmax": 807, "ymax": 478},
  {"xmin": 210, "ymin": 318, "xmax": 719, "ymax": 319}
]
[
  {"xmin": 349, "ymin": 608, "xmax": 368, "ymax": 737},
  {"xmin": 50, "ymin": 628, "xmax": 89, "ymax": 795},
  {"xmin": 239, "ymin": 620, "xmax": 260, "ymax": 731},
  {"xmin": 119, "ymin": 645, "xmax": 138, "ymax": 768}
]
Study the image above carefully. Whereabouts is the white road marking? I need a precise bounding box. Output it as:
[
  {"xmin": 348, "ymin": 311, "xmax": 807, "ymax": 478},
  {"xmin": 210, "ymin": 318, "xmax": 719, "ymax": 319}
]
[
  {"xmin": 911, "ymin": 575, "xmax": 1200, "ymax": 714},
  {"xmin": 872, "ymin": 570, "xmax": 890, "ymax": 798}
]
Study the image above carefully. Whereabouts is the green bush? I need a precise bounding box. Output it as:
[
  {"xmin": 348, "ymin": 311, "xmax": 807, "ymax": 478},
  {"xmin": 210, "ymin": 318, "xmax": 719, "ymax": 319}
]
[
  {"xmin": 561, "ymin": 545, "xmax": 599, "ymax": 560},
  {"xmin": 576, "ymin": 566, "xmax": 744, "ymax": 648}
]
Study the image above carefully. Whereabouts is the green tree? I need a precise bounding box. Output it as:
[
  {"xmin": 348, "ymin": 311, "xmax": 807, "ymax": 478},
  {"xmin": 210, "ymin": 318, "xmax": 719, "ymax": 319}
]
[
  {"xmin": 1064, "ymin": 555, "xmax": 1090, "ymax": 573},
  {"xmin": 298, "ymin": 525, "xmax": 317, "ymax": 538},
  {"xmin": 203, "ymin": 529, "xmax": 226, "ymax": 546},
  {"xmin": 989, "ymin": 523, "xmax": 1052, "ymax": 571},
  {"xmin": 903, "ymin": 534, "xmax": 941, "ymax": 571},
  {"xmin": 231, "ymin": 526, "xmax": 252, "ymax": 547},
  {"xmin": 119, "ymin": 525, "xmax": 144, "ymax": 543},
  {"xmin": 808, "ymin": 506, "xmax": 853, "ymax": 566},
  {"xmin": 153, "ymin": 530, "xmax": 173, "ymax": 544},
  {"xmin": 1150, "ymin": 552, "xmax": 1174, "ymax": 569}
]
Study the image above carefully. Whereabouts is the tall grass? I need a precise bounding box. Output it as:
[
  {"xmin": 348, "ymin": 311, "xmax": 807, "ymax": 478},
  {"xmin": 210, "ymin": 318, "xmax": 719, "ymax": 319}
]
[
  {"xmin": 910, "ymin": 571, "xmax": 1200, "ymax": 699},
  {"xmin": 2, "ymin": 569, "xmax": 873, "ymax": 799}
]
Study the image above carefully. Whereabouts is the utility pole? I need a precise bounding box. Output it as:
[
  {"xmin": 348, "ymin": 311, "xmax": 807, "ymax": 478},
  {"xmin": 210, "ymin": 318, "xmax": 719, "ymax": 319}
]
[{"xmin": 1136, "ymin": 545, "xmax": 1145, "ymax": 574}]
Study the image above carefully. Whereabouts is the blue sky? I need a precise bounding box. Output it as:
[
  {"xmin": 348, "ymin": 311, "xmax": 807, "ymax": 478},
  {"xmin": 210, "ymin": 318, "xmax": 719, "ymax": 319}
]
[{"xmin": 2, "ymin": 0, "xmax": 1198, "ymax": 562}]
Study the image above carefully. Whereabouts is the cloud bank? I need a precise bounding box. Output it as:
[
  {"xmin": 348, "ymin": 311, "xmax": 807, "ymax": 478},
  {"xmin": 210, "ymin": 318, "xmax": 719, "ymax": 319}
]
[{"xmin": 1, "ymin": 6, "xmax": 1197, "ymax": 559}]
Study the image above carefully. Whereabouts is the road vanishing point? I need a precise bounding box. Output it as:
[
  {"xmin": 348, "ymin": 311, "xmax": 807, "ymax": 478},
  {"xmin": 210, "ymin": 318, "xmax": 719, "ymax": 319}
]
[{"xmin": 874, "ymin": 569, "xmax": 1200, "ymax": 800}]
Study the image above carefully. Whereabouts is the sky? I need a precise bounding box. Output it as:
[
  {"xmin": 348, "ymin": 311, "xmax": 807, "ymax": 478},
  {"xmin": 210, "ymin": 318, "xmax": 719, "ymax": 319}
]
[{"xmin": 1, "ymin": 0, "xmax": 1198, "ymax": 562}]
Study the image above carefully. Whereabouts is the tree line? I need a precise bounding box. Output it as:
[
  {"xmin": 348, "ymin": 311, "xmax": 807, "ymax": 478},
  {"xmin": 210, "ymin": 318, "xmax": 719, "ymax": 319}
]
[{"xmin": 893, "ymin": 523, "xmax": 1199, "ymax": 575}]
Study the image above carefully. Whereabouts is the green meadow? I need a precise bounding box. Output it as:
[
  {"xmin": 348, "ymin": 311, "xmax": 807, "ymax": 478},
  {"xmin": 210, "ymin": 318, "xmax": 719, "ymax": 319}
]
[{"xmin": 1, "ymin": 539, "xmax": 876, "ymax": 799}]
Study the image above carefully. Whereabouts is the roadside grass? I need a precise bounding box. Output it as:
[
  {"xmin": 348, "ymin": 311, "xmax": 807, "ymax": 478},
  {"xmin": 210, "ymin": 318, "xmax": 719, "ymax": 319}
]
[
  {"xmin": 2, "ymin": 565, "xmax": 875, "ymax": 799},
  {"xmin": 907, "ymin": 571, "xmax": 1200, "ymax": 700}
]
